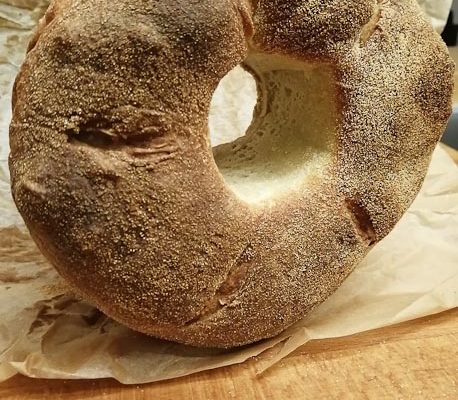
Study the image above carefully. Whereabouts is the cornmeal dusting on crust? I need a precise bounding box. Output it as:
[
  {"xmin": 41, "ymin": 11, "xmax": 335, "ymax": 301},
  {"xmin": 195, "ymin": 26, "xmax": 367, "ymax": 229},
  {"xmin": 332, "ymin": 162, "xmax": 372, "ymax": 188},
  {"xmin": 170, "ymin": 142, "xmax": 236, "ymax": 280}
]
[{"xmin": 9, "ymin": 0, "xmax": 453, "ymax": 347}]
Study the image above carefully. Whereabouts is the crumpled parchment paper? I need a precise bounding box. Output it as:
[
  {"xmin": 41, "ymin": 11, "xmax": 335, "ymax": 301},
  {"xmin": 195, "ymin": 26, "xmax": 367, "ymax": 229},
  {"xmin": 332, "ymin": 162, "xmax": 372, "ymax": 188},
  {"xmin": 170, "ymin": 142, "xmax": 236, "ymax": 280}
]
[{"xmin": 0, "ymin": 0, "xmax": 457, "ymax": 385}]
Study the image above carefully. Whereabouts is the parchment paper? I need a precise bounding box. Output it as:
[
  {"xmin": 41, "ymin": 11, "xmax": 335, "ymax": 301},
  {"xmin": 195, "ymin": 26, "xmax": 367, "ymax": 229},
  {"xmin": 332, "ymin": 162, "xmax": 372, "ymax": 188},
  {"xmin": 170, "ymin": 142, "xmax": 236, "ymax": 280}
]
[
  {"xmin": 418, "ymin": 0, "xmax": 453, "ymax": 32},
  {"xmin": 0, "ymin": 0, "xmax": 457, "ymax": 384}
]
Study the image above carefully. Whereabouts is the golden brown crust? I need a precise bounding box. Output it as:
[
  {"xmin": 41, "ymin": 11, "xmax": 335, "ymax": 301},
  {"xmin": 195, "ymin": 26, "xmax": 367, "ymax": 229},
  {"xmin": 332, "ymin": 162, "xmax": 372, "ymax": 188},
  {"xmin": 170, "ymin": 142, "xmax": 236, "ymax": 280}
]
[{"xmin": 9, "ymin": 0, "xmax": 453, "ymax": 347}]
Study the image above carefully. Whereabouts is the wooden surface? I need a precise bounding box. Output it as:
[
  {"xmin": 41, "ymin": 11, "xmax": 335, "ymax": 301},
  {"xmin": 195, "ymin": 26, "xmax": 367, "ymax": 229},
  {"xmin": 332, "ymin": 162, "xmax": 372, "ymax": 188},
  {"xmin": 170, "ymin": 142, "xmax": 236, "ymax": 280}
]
[
  {"xmin": 1, "ymin": 62, "xmax": 457, "ymax": 400},
  {"xmin": 0, "ymin": 309, "xmax": 456, "ymax": 400}
]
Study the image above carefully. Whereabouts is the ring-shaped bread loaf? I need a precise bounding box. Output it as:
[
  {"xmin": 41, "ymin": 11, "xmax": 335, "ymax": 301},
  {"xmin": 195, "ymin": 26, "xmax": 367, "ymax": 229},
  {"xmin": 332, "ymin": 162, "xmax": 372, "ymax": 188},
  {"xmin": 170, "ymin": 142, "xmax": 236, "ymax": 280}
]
[{"xmin": 9, "ymin": 0, "xmax": 453, "ymax": 347}]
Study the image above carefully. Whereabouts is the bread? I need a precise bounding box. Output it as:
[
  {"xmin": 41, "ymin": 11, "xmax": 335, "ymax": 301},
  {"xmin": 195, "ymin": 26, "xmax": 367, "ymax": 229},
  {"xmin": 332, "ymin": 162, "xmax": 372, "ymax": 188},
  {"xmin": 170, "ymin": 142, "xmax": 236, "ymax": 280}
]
[{"xmin": 9, "ymin": 0, "xmax": 453, "ymax": 348}]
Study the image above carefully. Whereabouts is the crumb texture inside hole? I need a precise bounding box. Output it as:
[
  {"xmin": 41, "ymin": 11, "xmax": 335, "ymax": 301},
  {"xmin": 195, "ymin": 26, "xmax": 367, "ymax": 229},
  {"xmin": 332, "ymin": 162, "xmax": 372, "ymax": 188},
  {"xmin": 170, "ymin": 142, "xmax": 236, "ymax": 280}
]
[{"xmin": 212, "ymin": 53, "xmax": 338, "ymax": 205}]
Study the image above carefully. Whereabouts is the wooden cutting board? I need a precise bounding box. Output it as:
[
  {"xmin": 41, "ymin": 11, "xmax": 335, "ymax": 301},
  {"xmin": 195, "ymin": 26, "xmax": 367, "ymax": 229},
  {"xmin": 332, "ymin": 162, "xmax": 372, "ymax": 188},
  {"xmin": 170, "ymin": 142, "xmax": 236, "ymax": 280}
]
[
  {"xmin": 0, "ymin": 308, "xmax": 456, "ymax": 399},
  {"xmin": 0, "ymin": 145, "xmax": 457, "ymax": 399}
]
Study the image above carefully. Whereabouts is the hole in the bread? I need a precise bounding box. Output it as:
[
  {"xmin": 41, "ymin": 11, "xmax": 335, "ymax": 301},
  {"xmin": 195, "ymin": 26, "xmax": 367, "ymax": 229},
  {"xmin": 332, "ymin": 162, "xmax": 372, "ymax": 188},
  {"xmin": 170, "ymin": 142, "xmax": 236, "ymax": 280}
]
[
  {"xmin": 209, "ymin": 66, "xmax": 257, "ymax": 147},
  {"xmin": 212, "ymin": 53, "xmax": 338, "ymax": 205}
]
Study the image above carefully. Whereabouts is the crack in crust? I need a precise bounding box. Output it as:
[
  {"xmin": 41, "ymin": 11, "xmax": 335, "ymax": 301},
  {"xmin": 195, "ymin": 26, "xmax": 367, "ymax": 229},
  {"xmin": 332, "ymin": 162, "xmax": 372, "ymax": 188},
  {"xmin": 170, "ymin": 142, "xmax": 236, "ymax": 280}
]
[
  {"xmin": 67, "ymin": 118, "xmax": 158, "ymax": 148},
  {"xmin": 186, "ymin": 244, "xmax": 254, "ymax": 325},
  {"xmin": 235, "ymin": 1, "xmax": 255, "ymax": 38},
  {"xmin": 345, "ymin": 198, "xmax": 377, "ymax": 245},
  {"xmin": 360, "ymin": 6, "xmax": 382, "ymax": 45},
  {"xmin": 66, "ymin": 111, "xmax": 180, "ymax": 162}
]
